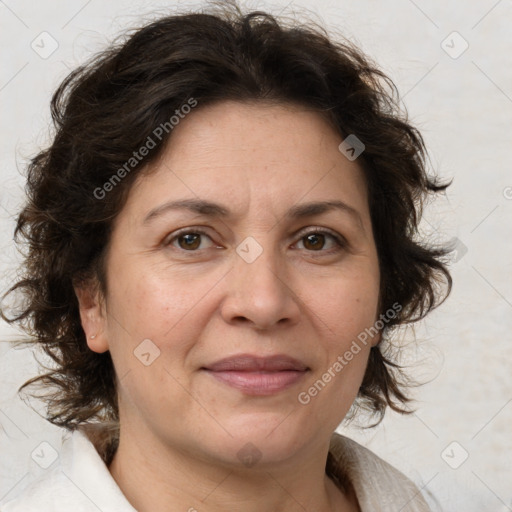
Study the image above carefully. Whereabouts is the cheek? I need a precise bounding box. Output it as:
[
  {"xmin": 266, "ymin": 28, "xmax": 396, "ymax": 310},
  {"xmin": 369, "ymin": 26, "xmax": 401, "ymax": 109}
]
[
  {"xmin": 303, "ymin": 284, "xmax": 377, "ymax": 417},
  {"xmin": 108, "ymin": 265, "xmax": 214, "ymax": 338},
  {"xmin": 104, "ymin": 264, "xmax": 229, "ymax": 387},
  {"xmin": 311, "ymin": 274, "xmax": 380, "ymax": 343},
  {"xmin": 304, "ymin": 273, "xmax": 379, "ymax": 400},
  {"xmin": 103, "ymin": 270, "xmax": 212, "ymax": 414}
]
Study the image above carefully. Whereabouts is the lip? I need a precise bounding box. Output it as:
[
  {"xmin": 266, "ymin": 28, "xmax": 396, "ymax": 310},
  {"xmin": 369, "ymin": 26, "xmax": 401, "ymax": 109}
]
[{"xmin": 202, "ymin": 354, "xmax": 309, "ymax": 396}]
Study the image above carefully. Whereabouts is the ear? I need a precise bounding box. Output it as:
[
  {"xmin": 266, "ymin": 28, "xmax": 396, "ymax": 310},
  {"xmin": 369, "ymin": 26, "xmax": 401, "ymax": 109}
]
[{"xmin": 74, "ymin": 279, "xmax": 109, "ymax": 354}]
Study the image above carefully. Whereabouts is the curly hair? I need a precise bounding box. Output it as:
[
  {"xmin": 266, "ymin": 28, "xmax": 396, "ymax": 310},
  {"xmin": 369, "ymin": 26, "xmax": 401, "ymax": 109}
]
[{"xmin": 2, "ymin": 2, "xmax": 451, "ymax": 451}]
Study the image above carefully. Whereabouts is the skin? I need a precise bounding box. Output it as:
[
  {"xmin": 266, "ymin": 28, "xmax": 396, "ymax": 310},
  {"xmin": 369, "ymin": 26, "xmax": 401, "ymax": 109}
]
[{"xmin": 75, "ymin": 100, "xmax": 381, "ymax": 512}]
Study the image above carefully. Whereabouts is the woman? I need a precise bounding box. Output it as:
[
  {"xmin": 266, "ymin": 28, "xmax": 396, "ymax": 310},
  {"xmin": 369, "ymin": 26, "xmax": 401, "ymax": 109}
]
[{"xmin": 0, "ymin": 3, "xmax": 451, "ymax": 511}]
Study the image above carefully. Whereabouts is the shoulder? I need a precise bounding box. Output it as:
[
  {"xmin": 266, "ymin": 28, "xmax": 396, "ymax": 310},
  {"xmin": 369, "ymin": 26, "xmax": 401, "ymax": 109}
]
[
  {"xmin": 0, "ymin": 429, "xmax": 135, "ymax": 512},
  {"xmin": 328, "ymin": 432, "xmax": 432, "ymax": 512}
]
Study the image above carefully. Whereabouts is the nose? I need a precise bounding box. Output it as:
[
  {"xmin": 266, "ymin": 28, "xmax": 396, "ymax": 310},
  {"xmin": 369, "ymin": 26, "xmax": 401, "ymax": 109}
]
[{"xmin": 220, "ymin": 243, "xmax": 301, "ymax": 330}]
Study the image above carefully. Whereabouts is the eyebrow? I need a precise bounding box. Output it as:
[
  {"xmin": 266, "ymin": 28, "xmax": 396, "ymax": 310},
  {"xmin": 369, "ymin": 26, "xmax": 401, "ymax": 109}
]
[{"xmin": 143, "ymin": 198, "xmax": 363, "ymax": 227}]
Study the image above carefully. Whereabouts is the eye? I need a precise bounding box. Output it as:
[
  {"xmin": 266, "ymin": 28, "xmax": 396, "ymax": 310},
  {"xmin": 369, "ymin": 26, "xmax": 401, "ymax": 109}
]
[
  {"xmin": 294, "ymin": 228, "xmax": 346, "ymax": 254},
  {"xmin": 164, "ymin": 228, "xmax": 216, "ymax": 251},
  {"xmin": 163, "ymin": 227, "xmax": 346, "ymax": 254}
]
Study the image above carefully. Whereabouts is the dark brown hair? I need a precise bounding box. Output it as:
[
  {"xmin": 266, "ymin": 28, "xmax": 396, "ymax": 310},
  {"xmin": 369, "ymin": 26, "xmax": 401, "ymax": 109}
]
[{"xmin": 2, "ymin": 2, "xmax": 451, "ymax": 449}]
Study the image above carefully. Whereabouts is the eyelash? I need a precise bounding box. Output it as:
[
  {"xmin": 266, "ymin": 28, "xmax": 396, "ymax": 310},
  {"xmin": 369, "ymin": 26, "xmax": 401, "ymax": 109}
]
[{"xmin": 163, "ymin": 226, "xmax": 347, "ymax": 256}]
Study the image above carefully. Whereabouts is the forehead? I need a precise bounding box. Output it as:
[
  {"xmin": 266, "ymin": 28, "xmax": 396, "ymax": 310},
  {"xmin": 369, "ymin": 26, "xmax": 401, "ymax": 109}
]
[
  {"xmin": 159, "ymin": 100, "xmax": 344, "ymax": 170},
  {"xmin": 122, "ymin": 100, "xmax": 369, "ymax": 224}
]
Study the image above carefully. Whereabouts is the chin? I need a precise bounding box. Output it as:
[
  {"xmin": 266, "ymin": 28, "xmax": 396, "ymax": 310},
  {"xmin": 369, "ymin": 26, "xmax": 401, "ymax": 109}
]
[{"xmin": 202, "ymin": 414, "xmax": 312, "ymax": 468}]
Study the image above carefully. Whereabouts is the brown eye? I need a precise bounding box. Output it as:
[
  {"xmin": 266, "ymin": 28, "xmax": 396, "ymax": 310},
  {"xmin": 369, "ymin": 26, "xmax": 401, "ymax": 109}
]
[
  {"xmin": 303, "ymin": 233, "xmax": 326, "ymax": 250},
  {"xmin": 165, "ymin": 229, "xmax": 215, "ymax": 251},
  {"xmin": 295, "ymin": 229, "xmax": 345, "ymax": 254},
  {"xmin": 177, "ymin": 233, "xmax": 202, "ymax": 250}
]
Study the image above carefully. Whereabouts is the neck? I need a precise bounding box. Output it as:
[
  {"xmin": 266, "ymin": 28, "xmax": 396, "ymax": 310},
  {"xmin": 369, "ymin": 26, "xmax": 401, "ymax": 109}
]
[{"xmin": 106, "ymin": 424, "xmax": 358, "ymax": 512}]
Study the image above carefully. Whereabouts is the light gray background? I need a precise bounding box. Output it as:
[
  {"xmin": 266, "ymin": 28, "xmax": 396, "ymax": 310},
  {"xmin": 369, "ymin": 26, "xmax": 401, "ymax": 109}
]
[{"xmin": 1, "ymin": 1, "xmax": 511, "ymax": 510}]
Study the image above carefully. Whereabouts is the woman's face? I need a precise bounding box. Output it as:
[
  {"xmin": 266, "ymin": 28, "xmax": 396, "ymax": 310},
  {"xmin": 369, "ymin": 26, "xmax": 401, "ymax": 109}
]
[{"xmin": 84, "ymin": 100, "xmax": 381, "ymax": 467}]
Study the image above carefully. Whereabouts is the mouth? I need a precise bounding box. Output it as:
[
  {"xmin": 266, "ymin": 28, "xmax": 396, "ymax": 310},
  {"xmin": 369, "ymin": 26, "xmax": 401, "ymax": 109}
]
[{"xmin": 201, "ymin": 354, "xmax": 310, "ymax": 396}]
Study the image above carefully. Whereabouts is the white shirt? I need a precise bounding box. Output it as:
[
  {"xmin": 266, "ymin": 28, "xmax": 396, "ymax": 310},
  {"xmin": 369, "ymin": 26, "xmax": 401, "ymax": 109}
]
[{"xmin": 0, "ymin": 429, "xmax": 431, "ymax": 511}]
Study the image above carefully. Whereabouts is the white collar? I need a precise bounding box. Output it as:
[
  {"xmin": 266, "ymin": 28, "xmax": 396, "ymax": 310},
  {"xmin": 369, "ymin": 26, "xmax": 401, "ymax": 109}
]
[
  {"xmin": 55, "ymin": 428, "xmax": 137, "ymax": 511},
  {"xmin": 1, "ymin": 428, "xmax": 430, "ymax": 511}
]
